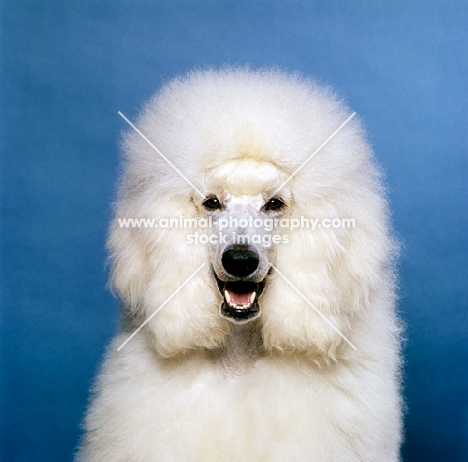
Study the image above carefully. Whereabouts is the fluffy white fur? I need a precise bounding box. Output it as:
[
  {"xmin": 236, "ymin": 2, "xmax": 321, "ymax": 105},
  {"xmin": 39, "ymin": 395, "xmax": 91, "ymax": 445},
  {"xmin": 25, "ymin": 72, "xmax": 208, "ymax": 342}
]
[{"xmin": 77, "ymin": 69, "xmax": 403, "ymax": 461}]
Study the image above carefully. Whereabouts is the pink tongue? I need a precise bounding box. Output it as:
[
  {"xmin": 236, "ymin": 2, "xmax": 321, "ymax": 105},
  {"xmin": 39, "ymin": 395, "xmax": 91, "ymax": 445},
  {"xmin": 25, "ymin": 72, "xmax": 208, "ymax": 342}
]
[{"xmin": 228, "ymin": 290, "xmax": 252, "ymax": 305}]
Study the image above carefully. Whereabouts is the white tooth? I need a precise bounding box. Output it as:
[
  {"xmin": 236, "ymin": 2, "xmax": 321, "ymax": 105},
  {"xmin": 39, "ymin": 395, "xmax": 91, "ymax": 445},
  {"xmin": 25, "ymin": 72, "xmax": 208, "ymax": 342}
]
[
  {"xmin": 224, "ymin": 290, "xmax": 231, "ymax": 304},
  {"xmin": 250, "ymin": 292, "xmax": 256, "ymax": 304}
]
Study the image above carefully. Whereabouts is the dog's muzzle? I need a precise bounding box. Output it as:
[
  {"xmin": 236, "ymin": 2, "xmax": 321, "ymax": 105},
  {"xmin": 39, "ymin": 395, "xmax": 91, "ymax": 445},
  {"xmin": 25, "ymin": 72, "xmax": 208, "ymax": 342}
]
[{"xmin": 216, "ymin": 246, "xmax": 265, "ymax": 324}]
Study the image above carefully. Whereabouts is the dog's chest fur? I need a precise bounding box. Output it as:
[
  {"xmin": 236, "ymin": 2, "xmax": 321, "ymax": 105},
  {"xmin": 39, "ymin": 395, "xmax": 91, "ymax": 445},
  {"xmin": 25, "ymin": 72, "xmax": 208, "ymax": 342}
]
[{"xmin": 78, "ymin": 330, "xmax": 400, "ymax": 461}]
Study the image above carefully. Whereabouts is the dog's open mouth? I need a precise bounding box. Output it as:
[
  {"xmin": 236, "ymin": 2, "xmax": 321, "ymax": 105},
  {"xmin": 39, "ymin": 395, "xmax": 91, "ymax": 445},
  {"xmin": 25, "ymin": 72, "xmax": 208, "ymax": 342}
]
[{"xmin": 215, "ymin": 275, "xmax": 264, "ymax": 324}]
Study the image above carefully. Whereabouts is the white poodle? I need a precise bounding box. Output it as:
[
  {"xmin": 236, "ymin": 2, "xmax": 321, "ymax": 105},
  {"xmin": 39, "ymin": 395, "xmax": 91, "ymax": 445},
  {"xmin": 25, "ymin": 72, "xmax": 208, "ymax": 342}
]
[{"xmin": 78, "ymin": 69, "xmax": 403, "ymax": 461}]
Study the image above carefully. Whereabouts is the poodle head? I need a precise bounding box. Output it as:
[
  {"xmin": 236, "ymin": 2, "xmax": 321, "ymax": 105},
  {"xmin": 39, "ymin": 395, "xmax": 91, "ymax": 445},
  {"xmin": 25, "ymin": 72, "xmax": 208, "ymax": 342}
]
[{"xmin": 109, "ymin": 69, "xmax": 395, "ymax": 359}]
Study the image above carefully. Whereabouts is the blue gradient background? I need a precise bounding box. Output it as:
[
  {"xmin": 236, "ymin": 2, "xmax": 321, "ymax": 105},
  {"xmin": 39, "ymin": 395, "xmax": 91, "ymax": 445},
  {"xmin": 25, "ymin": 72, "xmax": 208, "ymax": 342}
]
[{"xmin": 1, "ymin": 1, "xmax": 467, "ymax": 460}]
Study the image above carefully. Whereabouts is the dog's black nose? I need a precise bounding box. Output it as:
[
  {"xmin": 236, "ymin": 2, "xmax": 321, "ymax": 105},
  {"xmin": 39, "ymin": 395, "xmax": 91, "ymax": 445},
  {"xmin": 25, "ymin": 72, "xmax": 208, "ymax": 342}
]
[{"xmin": 222, "ymin": 246, "xmax": 259, "ymax": 278}]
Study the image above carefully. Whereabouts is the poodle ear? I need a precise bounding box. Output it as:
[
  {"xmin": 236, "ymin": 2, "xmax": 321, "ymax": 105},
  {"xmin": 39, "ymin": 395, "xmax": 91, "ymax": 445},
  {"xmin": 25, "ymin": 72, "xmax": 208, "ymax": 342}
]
[
  {"xmin": 107, "ymin": 216, "xmax": 150, "ymax": 313},
  {"xmin": 261, "ymin": 226, "xmax": 349, "ymax": 359},
  {"xmin": 261, "ymin": 192, "xmax": 396, "ymax": 360},
  {"xmin": 108, "ymin": 193, "xmax": 229, "ymax": 357}
]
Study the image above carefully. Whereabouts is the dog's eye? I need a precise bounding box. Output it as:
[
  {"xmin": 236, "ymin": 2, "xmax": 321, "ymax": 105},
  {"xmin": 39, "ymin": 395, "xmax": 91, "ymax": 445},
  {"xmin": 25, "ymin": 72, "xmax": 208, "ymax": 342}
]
[
  {"xmin": 202, "ymin": 196, "xmax": 222, "ymax": 211},
  {"xmin": 264, "ymin": 197, "xmax": 285, "ymax": 211}
]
